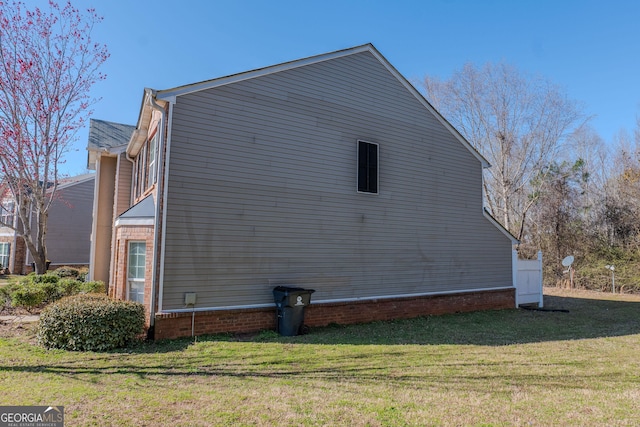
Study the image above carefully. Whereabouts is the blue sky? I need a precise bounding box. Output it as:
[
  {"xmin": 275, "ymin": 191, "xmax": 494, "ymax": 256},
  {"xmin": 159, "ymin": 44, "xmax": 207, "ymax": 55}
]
[{"xmin": 39, "ymin": 0, "xmax": 639, "ymax": 175}]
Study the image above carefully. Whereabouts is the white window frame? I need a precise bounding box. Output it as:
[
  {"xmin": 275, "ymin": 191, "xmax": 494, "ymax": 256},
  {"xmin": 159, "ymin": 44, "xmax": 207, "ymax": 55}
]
[
  {"xmin": 0, "ymin": 200, "xmax": 15, "ymax": 227},
  {"xmin": 147, "ymin": 133, "xmax": 158, "ymax": 189},
  {"xmin": 127, "ymin": 241, "xmax": 146, "ymax": 304},
  {"xmin": 0, "ymin": 242, "xmax": 9, "ymax": 269}
]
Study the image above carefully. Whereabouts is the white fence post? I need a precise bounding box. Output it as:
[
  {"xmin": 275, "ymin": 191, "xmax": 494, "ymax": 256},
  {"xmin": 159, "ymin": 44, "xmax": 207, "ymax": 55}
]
[
  {"xmin": 514, "ymin": 250, "xmax": 544, "ymax": 308},
  {"xmin": 513, "ymin": 249, "xmax": 519, "ymax": 307},
  {"xmin": 537, "ymin": 250, "xmax": 543, "ymax": 307}
]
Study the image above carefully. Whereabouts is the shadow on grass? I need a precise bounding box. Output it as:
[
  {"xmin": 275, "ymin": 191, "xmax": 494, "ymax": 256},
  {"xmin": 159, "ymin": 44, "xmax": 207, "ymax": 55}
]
[
  {"xmin": 3, "ymin": 293, "xmax": 638, "ymax": 358},
  {"xmin": 2, "ymin": 351, "xmax": 617, "ymax": 394}
]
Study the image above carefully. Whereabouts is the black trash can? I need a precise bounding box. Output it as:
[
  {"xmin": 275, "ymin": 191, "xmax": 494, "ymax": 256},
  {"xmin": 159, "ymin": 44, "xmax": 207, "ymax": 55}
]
[{"xmin": 272, "ymin": 286, "xmax": 315, "ymax": 336}]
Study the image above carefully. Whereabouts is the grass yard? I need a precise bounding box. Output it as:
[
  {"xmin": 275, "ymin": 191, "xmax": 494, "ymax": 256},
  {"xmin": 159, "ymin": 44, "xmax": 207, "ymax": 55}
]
[{"xmin": 1, "ymin": 287, "xmax": 639, "ymax": 426}]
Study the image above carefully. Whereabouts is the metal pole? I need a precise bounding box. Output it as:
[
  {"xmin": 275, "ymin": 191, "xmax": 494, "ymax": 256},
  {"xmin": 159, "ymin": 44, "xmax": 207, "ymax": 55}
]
[
  {"xmin": 570, "ymin": 267, "xmax": 574, "ymax": 289},
  {"xmin": 606, "ymin": 265, "xmax": 616, "ymax": 293}
]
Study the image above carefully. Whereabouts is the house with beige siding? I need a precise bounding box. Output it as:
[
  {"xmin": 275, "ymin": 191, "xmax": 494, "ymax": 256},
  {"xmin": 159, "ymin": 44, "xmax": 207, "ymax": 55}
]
[
  {"xmin": 0, "ymin": 173, "xmax": 95, "ymax": 274},
  {"xmin": 86, "ymin": 119, "xmax": 137, "ymax": 284},
  {"xmin": 87, "ymin": 44, "xmax": 518, "ymax": 340}
]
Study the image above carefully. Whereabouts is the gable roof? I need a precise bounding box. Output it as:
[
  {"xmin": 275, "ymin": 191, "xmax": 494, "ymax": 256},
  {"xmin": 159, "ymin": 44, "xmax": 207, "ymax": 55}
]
[
  {"xmin": 0, "ymin": 174, "xmax": 95, "ymax": 200},
  {"xmin": 87, "ymin": 119, "xmax": 136, "ymax": 169},
  {"xmin": 147, "ymin": 43, "xmax": 489, "ymax": 168},
  {"xmin": 115, "ymin": 194, "xmax": 155, "ymax": 226},
  {"xmin": 57, "ymin": 173, "xmax": 95, "ymax": 191}
]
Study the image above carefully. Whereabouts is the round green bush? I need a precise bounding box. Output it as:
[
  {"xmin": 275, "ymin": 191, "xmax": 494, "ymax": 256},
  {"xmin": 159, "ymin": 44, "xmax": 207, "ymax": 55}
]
[{"xmin": 37, "ymin": 294, "xmax": 145, "ymax": 351}]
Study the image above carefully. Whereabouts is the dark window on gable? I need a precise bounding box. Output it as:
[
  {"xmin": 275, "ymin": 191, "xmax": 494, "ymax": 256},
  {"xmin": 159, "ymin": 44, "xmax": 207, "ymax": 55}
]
[{"xmin": 358, "ymin": 140, "xmax": 378, "ymax": 194}]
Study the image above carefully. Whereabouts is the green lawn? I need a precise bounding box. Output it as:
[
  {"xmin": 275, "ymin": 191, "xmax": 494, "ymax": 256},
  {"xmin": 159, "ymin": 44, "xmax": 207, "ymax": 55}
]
[{"xmin": 1, "ymin": 287, "xmax": 639, "ymax": 426}]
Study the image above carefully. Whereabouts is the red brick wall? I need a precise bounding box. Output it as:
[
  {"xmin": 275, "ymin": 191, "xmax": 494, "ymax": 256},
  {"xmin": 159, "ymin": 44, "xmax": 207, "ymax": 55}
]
[
  {"xmin": 153, "ymin": 288, "xmax": 515, "ymax": 340},
  {"xmin": 154, "ymin": 308, "xmax": 276, "ymax": 339},
  {"xmin": 0, "ymin": 235, "xmax": 27, "ymax": 274},
  {"xmin": 112, "ymin": 225, "xmax": 154, "ymax": 323},
  {"xmin": 306, "ymin": 288, "xmax": 515, "ymax": 326}
]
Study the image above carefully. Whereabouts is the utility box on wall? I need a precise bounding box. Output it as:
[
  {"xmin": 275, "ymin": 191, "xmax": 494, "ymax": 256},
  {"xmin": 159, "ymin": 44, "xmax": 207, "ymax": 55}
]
[{"xmin": 184, "ymin": 292, "xmax": 197, "ymax": 306}]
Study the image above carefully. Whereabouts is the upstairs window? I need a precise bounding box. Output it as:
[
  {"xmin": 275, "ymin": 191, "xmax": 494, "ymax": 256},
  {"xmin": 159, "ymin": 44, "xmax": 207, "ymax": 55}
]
[
  {"xmin": 146, "ymin": 133, "xmax": 158, "ymax": 189},
  {"xmin": 133, "ymin": 144, "xmax": 147, "ymax": 200},
  {"xmin": 357, "ymin": 140, "xmax": 379, "ymax": 194},
  {"xmin": 0, "ymin": 200, "xmax": 14, "ymax": 227},
  {"xmin": 132, "ymin": 132, "xmax": 159, "ymax": 200}
]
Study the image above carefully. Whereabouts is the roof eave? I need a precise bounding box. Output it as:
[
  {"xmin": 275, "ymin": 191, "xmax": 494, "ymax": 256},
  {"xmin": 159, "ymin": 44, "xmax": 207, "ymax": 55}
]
[
  {"xmin": 483, "ymin": 208, "xmax": 519, "ymax": 244},
  {"xmin": 155, "ymin": 44, "xmax": 374, "ymax": 100},
  {"xmin": 363, "ymin": 46, "xmax": 490, "ymax": 168},
  {"xmin": 127, "ymin": 89, "xmax": 168, "ymax": 156}
]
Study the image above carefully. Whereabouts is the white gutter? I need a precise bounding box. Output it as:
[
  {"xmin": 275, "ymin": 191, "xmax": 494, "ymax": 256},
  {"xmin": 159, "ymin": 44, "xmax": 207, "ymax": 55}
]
[
  {"xmin": 124, "ymin": 151, "xmax": 135, "ymax": 206},
  {"xmin": 148, "ymin": 90, "xmax": 166, "ymax": 329}
]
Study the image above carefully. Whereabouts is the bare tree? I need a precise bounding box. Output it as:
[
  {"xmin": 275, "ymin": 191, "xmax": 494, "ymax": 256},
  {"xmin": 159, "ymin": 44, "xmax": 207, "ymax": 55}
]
[
  {"xmin": 563, "ymin": 124, "xmax": 610, "ymax": 236},
  {"xmin": 526, "ymin": 159, "xmax": 588, "ymax": 281},
  {"xmin": 601, "ymin": 130, "xmax": 640, "ymax": 250},
  {"xmin": 0, "ymin": 1, "xmax": 108, "ymax": 273},
  {"xmin": 422, "ymin": 62, "xmax": 584, "ymax": 241}
]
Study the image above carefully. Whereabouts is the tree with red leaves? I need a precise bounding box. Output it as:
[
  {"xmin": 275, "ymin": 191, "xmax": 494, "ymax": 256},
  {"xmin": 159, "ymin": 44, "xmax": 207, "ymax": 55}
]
[{"xmin": 0, "ymin": 1, "xmax": 108, "ymax": 273}]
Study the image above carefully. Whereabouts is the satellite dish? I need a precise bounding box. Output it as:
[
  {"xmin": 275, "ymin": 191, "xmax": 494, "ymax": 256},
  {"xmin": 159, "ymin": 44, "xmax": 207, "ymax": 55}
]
[{"xmin": 561, "ymin": 256, "xmax": 574, "ymax": 267}]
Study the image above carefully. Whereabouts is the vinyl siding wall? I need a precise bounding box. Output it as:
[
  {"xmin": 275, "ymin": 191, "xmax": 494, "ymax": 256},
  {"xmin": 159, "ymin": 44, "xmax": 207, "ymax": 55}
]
[
  {"xmin": 114, "ymin": 153, "xmax": 133, "ymax": 217},
  {"xmin": 160, "ymin": 51, "xmax": 512, "ymax": 310},
  {"xmin": 45, "ymin": 178, "xmax": 94, "ymax": 265}
]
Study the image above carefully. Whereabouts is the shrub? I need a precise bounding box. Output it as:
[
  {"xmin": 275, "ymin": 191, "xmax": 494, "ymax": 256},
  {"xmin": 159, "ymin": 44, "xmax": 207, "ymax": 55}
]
[
  {"xmin": 40, "ymin": 281, "xmax": 63, "ymax": 303},
  {"xmin": 10, "ymin": 283, "xmax": 46, "ymax": 310},
  {"xmin": 6, "ymin": 275, "xmax": 58, "ymax": 309},
  {"xmin": 31, "ymin": 274, "xmax": 60, "ymax": 284},
  {"xmin": 57, "ymin": 278, "xmax": 82, "ymax": 296},
  {"xmin": 56, "ymin": 279, "xmax": 105, "ymax": 296},
  {"xmin": 53, "ymin": 266, "xmax": 80, "ymax": 279},
  {"xmin": 0, "ymin": 283, "xmax": 18, "ymax": 307},
  {"xmin": 37, "ymin": 294, "xmax": 145, "ymax": 351},
  {"xmin": 77, "ymin": 267, "xmax": 89, "ymax": 282},
  {"xmin": 81, "ymin": 280, "xmax": 106, "ymax": 294},
  {"xmin": 4, "ymin": 275, "xmax": 106, "ymax": 310}
]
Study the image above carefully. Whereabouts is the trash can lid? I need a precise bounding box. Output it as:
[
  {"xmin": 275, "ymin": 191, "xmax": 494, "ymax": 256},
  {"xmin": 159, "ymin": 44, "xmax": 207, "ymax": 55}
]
[{"xmin": 273, "ymin": 286, "xmax": 306, "ymax": 292}]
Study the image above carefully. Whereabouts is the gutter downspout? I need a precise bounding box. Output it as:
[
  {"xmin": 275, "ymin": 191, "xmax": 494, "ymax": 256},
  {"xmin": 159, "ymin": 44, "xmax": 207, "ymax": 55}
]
[
  {"xmin": 125, "ymin": 151, "xmax": 135, "ymax": 198},
  {"xmin": 10, "ymin": 207, "xmax": 18, "ymax": 274},
  {"xmin": 148, "ymin": 90, "xmax": 166, "ymax": 332}
]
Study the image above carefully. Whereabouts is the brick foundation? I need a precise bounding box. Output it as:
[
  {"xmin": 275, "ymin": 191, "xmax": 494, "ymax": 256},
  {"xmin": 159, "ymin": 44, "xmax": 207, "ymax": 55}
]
[{"xmin": 152, "ymin": 288, "xmax": 515, "ymax": 340}]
